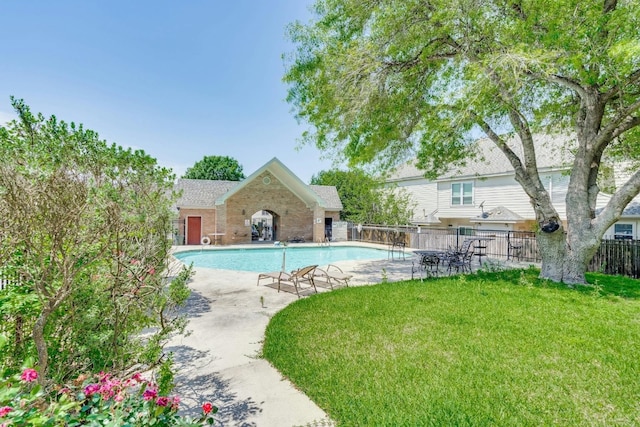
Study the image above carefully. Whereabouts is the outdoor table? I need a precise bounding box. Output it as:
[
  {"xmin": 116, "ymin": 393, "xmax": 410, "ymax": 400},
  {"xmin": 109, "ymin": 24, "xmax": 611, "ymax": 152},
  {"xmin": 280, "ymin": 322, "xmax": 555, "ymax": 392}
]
[
  {"xmin": 413, "ymin": 250, "xmax": 449, "ymax": 277},
  {"xmin": 468, "ymin": 237, "xmax": 494, "ymax": 265}
]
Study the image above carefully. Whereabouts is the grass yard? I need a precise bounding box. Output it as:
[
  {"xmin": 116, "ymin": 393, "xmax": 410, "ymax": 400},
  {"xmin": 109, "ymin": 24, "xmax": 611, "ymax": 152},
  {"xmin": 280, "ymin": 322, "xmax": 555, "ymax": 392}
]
[{"xmin": 263, "ymin": 268, "xmax": 640, "ymax": 426}]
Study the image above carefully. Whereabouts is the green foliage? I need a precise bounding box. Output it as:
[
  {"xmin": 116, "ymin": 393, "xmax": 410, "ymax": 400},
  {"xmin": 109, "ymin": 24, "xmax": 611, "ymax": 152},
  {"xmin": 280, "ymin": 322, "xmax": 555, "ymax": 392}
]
[
  {"xmin": 285, "ymin": 0, "xmax": 640, "ymax": 174},
  {"xmin": 285, "ymin": 0, "xmax": 640, "ymax": 284},
  {"xmin": 0, "ymin": 367, "xmax": 216, "ymax": 426},
  {"xmin": 0, "ymin": 98, "xmax": 192, "ymax": 385},
  {"xmin": 264, "ymin": 269, "xmax": 640, "ymax": 425},
  {"xmin": 310, "ymin": 168, "xmax": 414, "ymax": 224},
  {"xmin": 183, "ymin": 155, "xmax": 245, "ymax": 181}
]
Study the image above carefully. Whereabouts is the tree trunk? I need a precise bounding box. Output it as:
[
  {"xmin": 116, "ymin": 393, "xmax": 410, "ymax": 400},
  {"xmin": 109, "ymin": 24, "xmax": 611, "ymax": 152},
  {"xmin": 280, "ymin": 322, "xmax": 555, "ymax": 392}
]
[
  {"xmin": 538, "ymin": 227, "xmax": 601, "ymax": 285},
  {"xmin": 537, "ymin": 229, "xmax": 566, "ymax": 282},
  {"xmin": 32, "ymin": 311, "xmax": 50, "ymax": 386}
]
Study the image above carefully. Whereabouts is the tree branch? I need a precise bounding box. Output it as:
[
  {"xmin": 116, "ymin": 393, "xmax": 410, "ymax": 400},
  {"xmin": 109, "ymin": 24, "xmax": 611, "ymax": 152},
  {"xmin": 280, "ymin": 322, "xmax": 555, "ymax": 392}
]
[
  {"xmin": 594, "ymin": 97, "xmax": 640, "ymax": 151},
  {"xmin": 602, "ymin": 68, "xmax": 640, "ymax": 102},
  {"xmin": 604, "ymin": 0, "xmax": 618, "ymax": 13},
  {"xmin": 546, "ymin": 74, "xmax": 588, "ymax": 99},
  {"xmin": 593, "ymin": 168, "xmax": 640, "ymax": 235}
]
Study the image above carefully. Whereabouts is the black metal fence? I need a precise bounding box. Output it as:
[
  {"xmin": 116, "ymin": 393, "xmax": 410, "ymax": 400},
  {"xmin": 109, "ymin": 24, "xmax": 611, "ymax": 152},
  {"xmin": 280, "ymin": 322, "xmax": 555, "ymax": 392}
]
[
  {"xmin": 349, "ymin": 224, "xmax": 640, "ymax": 279},
  {"xmin": 350, "ymin": 225, "xmax": 540, "ymax": 263}
]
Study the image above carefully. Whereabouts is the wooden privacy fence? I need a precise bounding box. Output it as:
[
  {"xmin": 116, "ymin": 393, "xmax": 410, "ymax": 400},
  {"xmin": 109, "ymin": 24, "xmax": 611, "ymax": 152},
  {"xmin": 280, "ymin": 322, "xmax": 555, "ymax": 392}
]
[{"xmin": 589, "ymin": 239, "xmax": 640, "ymax": 279}]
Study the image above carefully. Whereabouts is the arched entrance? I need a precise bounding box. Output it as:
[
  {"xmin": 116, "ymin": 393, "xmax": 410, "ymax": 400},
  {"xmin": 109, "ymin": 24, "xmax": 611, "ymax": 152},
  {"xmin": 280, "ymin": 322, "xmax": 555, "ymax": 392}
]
[{"xmin": 250, "ymin": 209, "xmax": 281, "ymax": 242}]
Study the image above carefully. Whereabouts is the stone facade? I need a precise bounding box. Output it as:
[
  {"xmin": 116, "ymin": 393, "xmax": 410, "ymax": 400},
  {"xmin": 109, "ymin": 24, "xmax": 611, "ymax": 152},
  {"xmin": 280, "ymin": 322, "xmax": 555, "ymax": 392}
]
[
  {"xmin": 178, "ymin": 172, "xmax": 340, "ymax": 245},
  {"xmin": 174, "ymin": 158, "xmax": 343, "ymax": 246}
]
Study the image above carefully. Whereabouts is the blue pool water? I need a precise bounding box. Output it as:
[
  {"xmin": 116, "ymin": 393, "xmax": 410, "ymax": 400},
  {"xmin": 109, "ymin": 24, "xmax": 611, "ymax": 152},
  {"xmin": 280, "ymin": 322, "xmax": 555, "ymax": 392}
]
[{"xmin": 173, "ymin": 245, "xmax": 388, "ymax": 272}]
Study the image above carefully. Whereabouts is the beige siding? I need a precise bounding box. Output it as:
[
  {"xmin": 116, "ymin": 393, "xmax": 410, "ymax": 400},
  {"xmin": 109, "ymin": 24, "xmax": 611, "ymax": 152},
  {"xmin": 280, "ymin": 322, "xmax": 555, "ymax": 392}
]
[{"xmin": 395, "ymin": 180, "xmax": 438, "ymax": 221}]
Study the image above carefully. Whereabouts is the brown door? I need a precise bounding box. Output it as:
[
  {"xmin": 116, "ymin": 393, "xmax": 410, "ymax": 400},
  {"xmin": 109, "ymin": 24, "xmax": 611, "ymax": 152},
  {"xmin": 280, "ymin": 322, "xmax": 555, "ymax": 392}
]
[{"xmin": 187, "ymin": 217, "xmax": 202, "ymax": 245}]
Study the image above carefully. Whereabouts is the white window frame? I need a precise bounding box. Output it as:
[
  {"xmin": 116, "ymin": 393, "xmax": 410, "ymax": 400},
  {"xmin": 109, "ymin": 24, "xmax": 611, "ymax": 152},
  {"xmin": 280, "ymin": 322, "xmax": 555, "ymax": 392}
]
[
  {"xmin": 614, "ymin": 223, "xmax": 634, "ymax": 240},
  {"xmin": 451, "ymin": 182, "xmax": 474, "ymax": 206}
]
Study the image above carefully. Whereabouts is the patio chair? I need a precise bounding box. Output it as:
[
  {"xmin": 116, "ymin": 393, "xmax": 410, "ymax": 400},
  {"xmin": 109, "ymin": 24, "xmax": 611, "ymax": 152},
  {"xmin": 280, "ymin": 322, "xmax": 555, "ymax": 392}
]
[
  {"xmin": 257, "ymin": 265, "xmax": 318, "ymax": 298},
  {"xmin": 411, "ymin": 251, "xmax": 442, "ymax": 280},
  {"xmin": 445, "ymin": 242, "xmax": 475, "ymax": 274},
  {"xmin": 314, "ymin": 264, "xmax": 352, "ymax": 290}
]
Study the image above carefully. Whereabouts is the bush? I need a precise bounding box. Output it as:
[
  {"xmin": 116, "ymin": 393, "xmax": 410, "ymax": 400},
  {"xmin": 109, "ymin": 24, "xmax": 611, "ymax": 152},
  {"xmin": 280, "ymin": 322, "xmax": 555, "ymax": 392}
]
[{"xmin": 0, "ymin": 368, "xmax": 217, "ymax": 426}]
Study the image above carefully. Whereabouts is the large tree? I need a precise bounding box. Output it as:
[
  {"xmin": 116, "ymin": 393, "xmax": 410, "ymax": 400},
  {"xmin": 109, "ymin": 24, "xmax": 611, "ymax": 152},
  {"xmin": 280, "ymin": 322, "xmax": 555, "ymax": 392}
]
[
  {"xmin": 183, "ymin": 155, "xmax": 245, "ymax": 181},
  {"xmin": 0, "ymin": 98, "xmax": 191, "ymax": 385},
  {"xmin": 312, "ymin": 169, "xmax": 414, "ymax": 224},
  {"xmin": 285, "ymin": 0, "xmax": 640, "ymax": 285}
]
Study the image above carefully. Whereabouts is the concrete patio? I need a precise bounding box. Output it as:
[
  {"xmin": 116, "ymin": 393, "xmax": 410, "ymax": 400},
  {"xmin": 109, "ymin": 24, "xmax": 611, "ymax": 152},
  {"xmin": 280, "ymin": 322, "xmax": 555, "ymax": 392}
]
[{"xmin": 167, "ymin": 243, "xmax": 527, "ymax": 426}]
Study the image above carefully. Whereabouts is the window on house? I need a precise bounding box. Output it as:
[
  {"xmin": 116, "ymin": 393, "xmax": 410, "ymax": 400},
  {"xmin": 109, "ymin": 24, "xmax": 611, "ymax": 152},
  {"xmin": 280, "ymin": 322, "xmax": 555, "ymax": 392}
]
[
  {"xmin": 614, "ymin": 224, "xmax": 633, "ymax": 240},
  {"xmin": 459, "ymin": 226, "xmax": 475, "ymax": 236},
  {"xmin": 451, "ymin": 182, "xmax": 473, "ymax": 206}
]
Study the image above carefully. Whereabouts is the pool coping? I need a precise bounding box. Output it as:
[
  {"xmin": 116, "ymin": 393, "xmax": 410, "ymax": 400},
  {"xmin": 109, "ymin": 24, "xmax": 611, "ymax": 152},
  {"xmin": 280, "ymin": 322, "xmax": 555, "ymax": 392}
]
[{"xmin": 166, "ymin": 241, "xmax": 414, "ymax": 426}]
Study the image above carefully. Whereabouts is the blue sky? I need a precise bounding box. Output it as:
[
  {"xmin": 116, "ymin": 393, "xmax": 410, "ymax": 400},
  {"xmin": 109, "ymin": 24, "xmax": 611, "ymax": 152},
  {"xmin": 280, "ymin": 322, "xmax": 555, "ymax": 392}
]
[{"xmin": 0, "ymin": 1, "xmax": 337, "ymax": 183}]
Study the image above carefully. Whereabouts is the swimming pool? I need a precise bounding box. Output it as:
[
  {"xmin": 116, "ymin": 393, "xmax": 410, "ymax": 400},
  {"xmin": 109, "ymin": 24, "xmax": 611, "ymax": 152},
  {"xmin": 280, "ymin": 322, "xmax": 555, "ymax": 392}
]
[{"xmin": 173, "ymin": 245, "xmax": 388, "ymax": 272}]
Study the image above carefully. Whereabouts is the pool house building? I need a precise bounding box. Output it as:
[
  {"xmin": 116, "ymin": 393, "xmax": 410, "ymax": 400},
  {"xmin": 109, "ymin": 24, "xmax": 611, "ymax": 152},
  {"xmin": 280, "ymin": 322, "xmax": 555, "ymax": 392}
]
[{"xmin": 173, "ymin": 158, "xmax": 344, "ymax": 245}]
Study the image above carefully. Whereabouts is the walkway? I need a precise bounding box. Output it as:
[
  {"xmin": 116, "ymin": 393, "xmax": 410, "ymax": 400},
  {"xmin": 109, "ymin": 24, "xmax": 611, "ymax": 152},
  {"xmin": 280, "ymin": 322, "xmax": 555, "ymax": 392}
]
[{"xmin": 167, "ymin": 243, "xmax": 525, "ymax": 426}]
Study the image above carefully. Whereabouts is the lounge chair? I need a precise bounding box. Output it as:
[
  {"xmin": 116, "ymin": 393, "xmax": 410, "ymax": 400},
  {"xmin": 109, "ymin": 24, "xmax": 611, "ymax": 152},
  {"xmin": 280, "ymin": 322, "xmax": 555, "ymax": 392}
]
[
  {"xmin": 314, "ymin": 264, "xmax": 352, "ymax": 290},
  {"xmin": 257, "ymin": 265, "xmax": 318, "ymax": 298}
]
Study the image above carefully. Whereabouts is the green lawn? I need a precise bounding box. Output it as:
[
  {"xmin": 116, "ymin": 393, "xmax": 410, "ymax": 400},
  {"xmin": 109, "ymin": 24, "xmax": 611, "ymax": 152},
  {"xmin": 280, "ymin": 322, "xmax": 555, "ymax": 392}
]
[{"xmin": 263, "ymin": 268, "xmax": 640, "ymax": 426}]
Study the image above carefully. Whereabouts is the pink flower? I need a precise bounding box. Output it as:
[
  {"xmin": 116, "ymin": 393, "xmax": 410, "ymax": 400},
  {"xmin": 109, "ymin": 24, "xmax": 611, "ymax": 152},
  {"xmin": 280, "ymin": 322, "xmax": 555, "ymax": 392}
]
[
  {"xmin": 20, "ymin": 368, "xmax": 38, "ymax": 382},
  {"xmin": 156, "ymin": 396, "xmax": 169, "ymax": 407},
  {"xmin": 171, "ymin": 396, "xmax": 181, "ymax": 410},
  {"xmin": 84, "ymin": 383, "xmax": 100, "ymax": 396},
  {"xmin": 131, "ymin": 372, "xmax": 144, "ymax": 383},
  {"xmin": 142, "ymin": 387, "xmax": 157, "ymax": 401},
  {"xmin": 0, "ymin": 406, "xmax": 12, "ymax": 417},
  {"xmin": 98, "ymin": 371, "xmax": 111, "ymax": 383},
  {"xmin": 147, "ymin": 267, "xmax": 156, "ymax": 275},
  {"xmin": 202, "ymin": 402, "xmax": 214, "ymax": 414},
  {"xmin": 114, "ymin": 393, "xmax": 125, "ymax": 402}
]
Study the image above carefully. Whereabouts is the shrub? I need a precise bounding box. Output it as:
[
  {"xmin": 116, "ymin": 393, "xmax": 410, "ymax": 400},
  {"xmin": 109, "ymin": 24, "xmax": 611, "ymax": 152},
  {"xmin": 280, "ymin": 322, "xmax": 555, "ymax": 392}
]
[{"xmin": 0, "ymin": 368, "xmax": 217, "ymax": 426}]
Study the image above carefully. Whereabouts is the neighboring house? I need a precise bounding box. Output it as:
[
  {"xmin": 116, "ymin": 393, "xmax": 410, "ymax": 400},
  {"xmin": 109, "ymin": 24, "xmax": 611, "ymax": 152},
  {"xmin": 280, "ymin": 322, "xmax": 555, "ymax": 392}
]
[
  {"xmin": 174, "ymin": 157, "xmax": 343, "ymax": 245},
  {"xmin": 601, "ymin": 201, "xmax": 640, "ymax": 240},
  {"xmin": 386, "ymin": 134, "xmax": 632, "ymax": 236}
]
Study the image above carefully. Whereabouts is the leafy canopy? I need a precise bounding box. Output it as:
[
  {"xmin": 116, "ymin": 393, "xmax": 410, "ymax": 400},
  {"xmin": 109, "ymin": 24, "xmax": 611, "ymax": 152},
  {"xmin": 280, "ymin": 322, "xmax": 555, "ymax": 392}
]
[
  {"xmin": 285, "ymin": 0, "xmax": 640, "ymax": 176},
  {"xmin": 183, "ymin": 155, "xmax": 245, "ymax": 181},
  {"xmin": 311, "ymin": 169, "xmax": 414, "ymax": 224},
  {"xmin": 285, "ymin": 0, "xmax": 640, "ymax": 284},
  {"xmin": 0, "ymin": 98, "xmax": 190, "ymax": 384}
]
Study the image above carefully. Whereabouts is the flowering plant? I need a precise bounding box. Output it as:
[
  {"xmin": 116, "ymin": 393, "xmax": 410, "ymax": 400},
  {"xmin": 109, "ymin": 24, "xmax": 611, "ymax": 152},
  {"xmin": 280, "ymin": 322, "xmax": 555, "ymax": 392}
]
[{"xmin": 0, "ymin": 368, "xmax": 217, "ymax": 426}]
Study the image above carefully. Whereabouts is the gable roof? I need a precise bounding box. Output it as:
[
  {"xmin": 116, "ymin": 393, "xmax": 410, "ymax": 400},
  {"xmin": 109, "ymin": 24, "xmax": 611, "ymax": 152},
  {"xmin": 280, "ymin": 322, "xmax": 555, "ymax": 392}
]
[
  {"xmin": 389, "ymin": 133, "xmax": 575, "ymax": 182},
  {"xmin": 174, "ymin": 179, "xmax": 238, "ymax": 208},
  {"xmin": 596, "ymin": 200, "xmax": 640, "ymax": 218},
  {"xmin": 173, "ymin": 158, "xmax": 343, "ymax": 210},
  {"xmin": 215, "ymin": 157, "xmax": 341, "ymax": 209},
  {"xmin": 622, "ymin": 201, "xmax": 640, "ymax": 216},
  {"xmin": 469, "ymin": 206, "xmax": 524, "ymax": 223}
]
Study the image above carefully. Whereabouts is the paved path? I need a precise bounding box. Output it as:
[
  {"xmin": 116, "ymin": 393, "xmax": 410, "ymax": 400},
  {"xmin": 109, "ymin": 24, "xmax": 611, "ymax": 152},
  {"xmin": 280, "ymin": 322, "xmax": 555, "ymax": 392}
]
[
  {"xmin": 167, "ymin": 243, "xmax": 526, "ymax": 426},
  {"xmin": 167, "ymin": 243, "xmax": 414, "ymax": 426}
]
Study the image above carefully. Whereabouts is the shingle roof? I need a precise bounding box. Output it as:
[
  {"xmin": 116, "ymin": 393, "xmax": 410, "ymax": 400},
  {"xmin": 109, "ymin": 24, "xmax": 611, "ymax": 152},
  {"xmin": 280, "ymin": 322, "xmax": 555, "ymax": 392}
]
[
  {"xmin": 173, "ymin": 179, "xmax": 343, "ymax": 210},
  {"xmin": 470, "ymin": 206, "xmax": 524, "ymax": 222},
  {"xmin": 621, "ymin": 201, "xmax": 640, "ymax": 217},
  {"xmin": 174, "ymin": 179, "xmax": 239, "ymax": 208},
  {"xmin": 389, "ymin": 133, "xmax": 575, "ymax": 181},
  {"xmin": 309, "ymin": 185, "xmax": 343, "ymax": 210}
]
